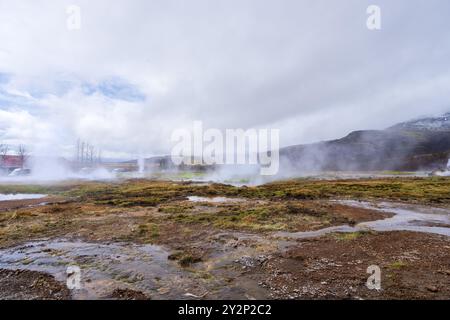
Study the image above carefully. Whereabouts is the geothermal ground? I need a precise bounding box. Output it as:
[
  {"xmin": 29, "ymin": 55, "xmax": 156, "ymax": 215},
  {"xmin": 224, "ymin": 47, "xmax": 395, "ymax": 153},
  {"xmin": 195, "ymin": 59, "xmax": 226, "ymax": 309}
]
[{"xmin": 0, "ymin": 177, "xmax": 449, "ymax": 300}]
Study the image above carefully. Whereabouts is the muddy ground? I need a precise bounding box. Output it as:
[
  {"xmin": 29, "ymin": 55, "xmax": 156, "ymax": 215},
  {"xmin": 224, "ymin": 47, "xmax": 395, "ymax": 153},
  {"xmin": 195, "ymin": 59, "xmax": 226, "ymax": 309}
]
[
  {"xmin": 0, "ymin": 178, "xmax": 448, "ymax": 300},
  {"xmin": 0, "ymin": 269, "xmax": 71, "ymax": 300}
]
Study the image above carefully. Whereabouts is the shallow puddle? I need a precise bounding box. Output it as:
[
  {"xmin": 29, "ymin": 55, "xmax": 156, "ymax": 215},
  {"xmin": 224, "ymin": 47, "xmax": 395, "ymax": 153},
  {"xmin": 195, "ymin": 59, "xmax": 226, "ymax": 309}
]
[
  {"xmin": 0, "ymin": 239, "xmax": 200, "ymax": 299},
  {"xmin": 0, "ymin": 237, "xmax": 273, "ymax": 299},
  {"xmin": 187, "ymin": 196, "xmax": 245, "ymax": 203},
  {"xmin": 275, "ymin": 201, "xmax": 450, "ymax": 239},
  {"xmin": 0, "ymin": 194, "xmax": 47, "ymax": 201}
]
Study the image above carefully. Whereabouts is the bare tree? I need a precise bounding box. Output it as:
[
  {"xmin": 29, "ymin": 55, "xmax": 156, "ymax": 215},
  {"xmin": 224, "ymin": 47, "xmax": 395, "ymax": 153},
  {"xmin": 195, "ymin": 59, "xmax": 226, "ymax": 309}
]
[
  {"xmin": 75, "ymin": 140, "xmax": 102, "ymax": 166},
  {"xmin": 85, "ymin": 143, "xmax": 90, "ymax": 163},
  {"xmin": 81, "ymin": 141, "xmax": 85, "ymax": 164},
  {"xmin": 0, "ymin": 144, "xmax": 9, "ymax": 166},
  {"xmin": 17, "ymin": 145, "xmax": 28, "ymax": 169},
  {"xmin": 76, "ymin": 139, "xmax": 80, "ymax": 163},
  {"xmin": 89, "ymin": 145, "xmax": 95, "ymax": 163}
]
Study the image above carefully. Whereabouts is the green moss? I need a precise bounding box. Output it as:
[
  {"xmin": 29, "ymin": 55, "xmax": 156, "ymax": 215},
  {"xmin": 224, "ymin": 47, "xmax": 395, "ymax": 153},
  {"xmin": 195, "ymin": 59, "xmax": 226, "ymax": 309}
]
[
  {"xmin": 0, "ymin": 184, "xmax": 67, "ymax": 195},
  {"xmin": 380, "ymin": 171, "xmax": 415, "ymax": 175},
  {"xmin": 333, "ymin": 232, "xmax": 363, "ymax": 241}
]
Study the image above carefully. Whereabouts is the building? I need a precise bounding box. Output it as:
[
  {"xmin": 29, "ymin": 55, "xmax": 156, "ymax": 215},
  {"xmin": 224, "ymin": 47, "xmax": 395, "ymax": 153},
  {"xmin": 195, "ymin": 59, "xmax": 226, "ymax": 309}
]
[{"xmin": 0, "ymin": 155, "xmax": 25, "ymax": 171}]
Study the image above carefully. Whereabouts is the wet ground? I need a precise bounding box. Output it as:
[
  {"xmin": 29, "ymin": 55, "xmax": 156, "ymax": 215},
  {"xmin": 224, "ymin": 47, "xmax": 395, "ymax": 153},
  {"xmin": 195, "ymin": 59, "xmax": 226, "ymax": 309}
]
[
  {"xmin": 0, "ymin": 194, "xmax": 46, "ymax": 201},
  {"xmin": 275, "ymin": 200, "xmax": 450, "ymax": 239},
  {"xmin": 187, "ymin": 196, "xmax": 245, "ymax": 203},
  {"xmin": 0, "ymin": 235, "xmax": 278, "ymax": 300},
  {"xmin": 0, "ymin": 240, "xmax": 173, "ymax": 299},
  {"xmin": 0, "ymin": 178, "xmax": 448, "ymax": 300}
]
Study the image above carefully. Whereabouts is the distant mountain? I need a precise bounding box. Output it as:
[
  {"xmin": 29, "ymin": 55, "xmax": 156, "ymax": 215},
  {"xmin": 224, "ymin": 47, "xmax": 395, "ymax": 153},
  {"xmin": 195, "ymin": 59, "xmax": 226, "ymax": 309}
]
[
  {"xmin": 388, "ymin": 113, "xmax": 450, "ymax": 132},
  {"xmin": 280, "ymin": 113, "xmax": 450, "ymax": 171}
]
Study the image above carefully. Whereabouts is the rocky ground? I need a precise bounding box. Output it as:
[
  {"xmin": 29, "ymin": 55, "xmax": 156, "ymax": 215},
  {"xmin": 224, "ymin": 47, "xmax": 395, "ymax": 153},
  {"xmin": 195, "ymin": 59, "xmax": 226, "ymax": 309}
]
[
  {"xmin": 253, "ymin": 231, "xmax": 450, "ymax": 299},
  {"xmin": 0, "ymin": 269, "xmax": 71, "ymax": 300},
  {"xmin": 0, "ymin": 178, "xmax": 448, "ymax": 300}
]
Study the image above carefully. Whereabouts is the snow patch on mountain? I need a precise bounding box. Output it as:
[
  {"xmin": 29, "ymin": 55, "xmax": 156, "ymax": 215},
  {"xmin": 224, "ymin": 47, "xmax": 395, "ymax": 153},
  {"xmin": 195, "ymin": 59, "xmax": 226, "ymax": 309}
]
[{"xmin": 389, "ymin": 112, "xmax": 450, "ymax": 131}]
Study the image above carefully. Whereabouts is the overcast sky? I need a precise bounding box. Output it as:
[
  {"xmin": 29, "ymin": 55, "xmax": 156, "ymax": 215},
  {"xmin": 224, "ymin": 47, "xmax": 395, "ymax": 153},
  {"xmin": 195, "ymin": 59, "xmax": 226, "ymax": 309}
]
[{"xmin": 0, "ymin": 0, "xmax": 449, "ymax": 158}]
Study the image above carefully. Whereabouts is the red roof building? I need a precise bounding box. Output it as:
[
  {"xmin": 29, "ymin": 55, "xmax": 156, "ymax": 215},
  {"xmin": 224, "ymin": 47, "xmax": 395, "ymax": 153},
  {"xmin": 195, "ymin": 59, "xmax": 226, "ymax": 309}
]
[{"xmin": 0, "ymin": 155, "xmax": 24, "ymax": 169}]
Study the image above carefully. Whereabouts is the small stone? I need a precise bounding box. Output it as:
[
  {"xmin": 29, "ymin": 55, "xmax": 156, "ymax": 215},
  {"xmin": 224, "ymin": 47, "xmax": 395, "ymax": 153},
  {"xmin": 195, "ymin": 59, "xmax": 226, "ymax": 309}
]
[
  {"xmin": 426, "ymin": 286, "xmax": 438, "ymax": 293},
  {"xmin": 157, "ymin": 287, "xmax": 170, "ymax": 295}
]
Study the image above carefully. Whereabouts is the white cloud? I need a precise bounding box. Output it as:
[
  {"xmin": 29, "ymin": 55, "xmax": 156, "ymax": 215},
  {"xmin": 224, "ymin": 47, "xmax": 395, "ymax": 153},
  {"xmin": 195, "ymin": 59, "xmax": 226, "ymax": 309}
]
[{"xmin": 0, "ymin": 0, "xmax": 449, "ymax": 158}]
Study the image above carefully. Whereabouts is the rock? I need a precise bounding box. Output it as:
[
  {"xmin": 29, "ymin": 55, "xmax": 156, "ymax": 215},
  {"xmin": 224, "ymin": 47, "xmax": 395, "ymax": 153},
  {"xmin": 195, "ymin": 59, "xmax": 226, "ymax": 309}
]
[
  {"xmin": 157, "ymin": 287, "xmax": 170, "ymax": 295},
  {"xmin": 426, "ymin": 285, "xmax": 438, "ymax": 293}
]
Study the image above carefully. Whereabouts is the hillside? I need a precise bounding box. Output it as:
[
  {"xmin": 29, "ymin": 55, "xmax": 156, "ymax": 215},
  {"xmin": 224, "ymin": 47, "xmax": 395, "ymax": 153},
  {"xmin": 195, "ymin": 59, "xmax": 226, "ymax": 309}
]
[{"xmin": 280, "ymin": 113, "xmax": 450, "ymax": 171}]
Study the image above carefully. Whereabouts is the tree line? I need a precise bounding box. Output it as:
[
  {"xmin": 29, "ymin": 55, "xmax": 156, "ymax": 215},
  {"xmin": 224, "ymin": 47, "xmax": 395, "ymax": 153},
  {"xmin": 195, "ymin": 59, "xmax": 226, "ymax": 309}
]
[{"xmin": 76, "ymin": 139, "xmax": 102, "ymax": 164}]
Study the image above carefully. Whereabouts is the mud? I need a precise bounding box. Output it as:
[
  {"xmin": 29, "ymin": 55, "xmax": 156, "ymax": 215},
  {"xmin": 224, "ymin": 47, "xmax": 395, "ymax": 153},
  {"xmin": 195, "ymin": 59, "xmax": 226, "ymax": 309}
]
[
  {"xmin": 0, "ymin": 236, "xmax": 276, "ymax": 300},
  {"xmin": 0, "ymin": 239, "xmax": 184, "ymax": 299},
  {"xmin": 0, "ymin": 196, "xmax": 64, "ymax": 212},
  {"xmin": 257, "ymin": 231, "xmax": 450, "ymax": 299},
  {"xmin": 0, "ymin": 269, "xmax": 71, "ymax": 300},
  {"xmin": 0, "ymin": 178, "xmax": 448, "ymax": 300}
]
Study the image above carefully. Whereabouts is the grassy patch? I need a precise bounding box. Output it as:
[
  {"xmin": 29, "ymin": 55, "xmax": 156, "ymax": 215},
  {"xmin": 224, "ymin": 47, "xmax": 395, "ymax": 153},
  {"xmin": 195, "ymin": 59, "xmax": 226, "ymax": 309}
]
[
  {"xmin": 257, "ymin": 177, "xmax": 450, "ymax": 204},
  {"xmin": 65, "ymin": 180, "xmax": 238, "ymax": 208},
  {"xmin": 58, "ymin": 177, "xmax": 450, "ymax": 207},
  {"xmin": 388, "ymin": 260, "xmax": 408, "ymax": 269},
  {"xmin": 0, "ymin": 184, "xmax": 68, "ymax": 195},
  {"xmin": 1, "ymin": 177, "xmax": 448, "ymax": 247},
  {"xmin": 333, "ymin": 232, "xmax": 363, "ymax": 241},
  {"xmin": 380, "ymin": 171, "xmax": 415, "ymax": 176},
  {"xmin": 158, "ymin": 203, "xmax": 194, "ymax": 214},
  {"xmin": 333, "ymin": 231, "xmax": 375, "ymax": 241},
  {"xmin": 168, "ymin": 201, "xmax": 333, "ymax": 232},
  {"xmin": 137, "ymin": 223, "xmax": 160, "ymax": 240},
  {"xmin": 168, "ymin": 250, "xmax": 202, "ymax": 267}
]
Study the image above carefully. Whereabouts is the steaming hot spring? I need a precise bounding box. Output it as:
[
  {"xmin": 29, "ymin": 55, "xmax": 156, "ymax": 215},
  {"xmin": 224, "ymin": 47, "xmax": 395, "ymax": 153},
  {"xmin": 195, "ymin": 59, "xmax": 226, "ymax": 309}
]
[{"xmin": 435, "ymin": 159, "xmax": 450, "ymax": 176}]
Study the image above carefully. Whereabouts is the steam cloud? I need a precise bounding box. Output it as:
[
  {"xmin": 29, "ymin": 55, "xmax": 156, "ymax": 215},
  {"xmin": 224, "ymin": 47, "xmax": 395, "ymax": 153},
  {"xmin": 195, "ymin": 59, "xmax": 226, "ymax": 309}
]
[{"xmin": 1, "ymin": 1, "xmax": 450, "ymax": 181}]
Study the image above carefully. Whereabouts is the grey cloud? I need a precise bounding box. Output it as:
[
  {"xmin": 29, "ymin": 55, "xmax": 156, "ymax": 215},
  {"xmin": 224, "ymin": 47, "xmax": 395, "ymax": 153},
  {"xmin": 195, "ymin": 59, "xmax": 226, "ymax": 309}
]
[{"xmin": 0, "ymin": 0, "xmax": 449, "ymax": 157}]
